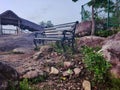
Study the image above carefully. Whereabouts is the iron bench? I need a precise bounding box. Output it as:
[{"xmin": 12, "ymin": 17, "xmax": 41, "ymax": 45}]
[{"xmin": 33, "ymin": 21, "xmax": 79, "ymax": 52}]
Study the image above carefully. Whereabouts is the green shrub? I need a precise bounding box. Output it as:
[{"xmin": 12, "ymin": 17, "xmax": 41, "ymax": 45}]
[
  {"xmin": 106, "ymin": 77, "xmax": 120, "ymax": 90},
  {"xmin": 81, "ymin": 46, "xmax": 111, "ymax": 84},
  {"xmin": 95, "ymin": 30, "xmax": 114, "ymax": 37}
]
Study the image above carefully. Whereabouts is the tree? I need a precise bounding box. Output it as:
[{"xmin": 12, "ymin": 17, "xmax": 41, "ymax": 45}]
[
  {"xmin": 72, "ymin": 0, "xmax": 114, "ymax": 35},
  {"xmin": 46, "ymin": 21, "xmax": 54, "ymax": 28},
  {"xmin": 72, "ymin": 0, "xmax": 95, "ymax": 35},
  {"xmin": 39, "ymin": 21, "xmax": 54, "ymax": 28}
]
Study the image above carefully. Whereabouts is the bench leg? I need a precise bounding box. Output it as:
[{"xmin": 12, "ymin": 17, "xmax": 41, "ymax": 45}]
[
  {"xmin": 61, "ymin": 41, "xmax": 66, "ymax": 52},
  {"xmin": 42, "ymin": 40, "xmax": 45, "ymax": 45},
  {"xmin": 71, "ymin": 39, "xmax": 75, "ymax": 52},
  {"xmin": 33, "ymin": 39, "xmax": 37, "ymax": 48},
  {"xmin": 67, "ymin": 40, "xmax": 71, "ymax": 47}
]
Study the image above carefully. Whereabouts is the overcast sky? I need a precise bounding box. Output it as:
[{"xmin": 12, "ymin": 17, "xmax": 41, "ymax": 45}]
[{"xmin": 0, "ymin": 0, "xmax": 90, "ymax": 25}]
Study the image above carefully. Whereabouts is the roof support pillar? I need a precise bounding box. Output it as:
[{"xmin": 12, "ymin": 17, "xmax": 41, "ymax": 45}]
[
  {"xmin": 16, "ymin": 20, "xmax": 21, "ymax": 35},
  {"xmin": 0, "ymin": 18, "xmax": 3, "ymax": 35}
]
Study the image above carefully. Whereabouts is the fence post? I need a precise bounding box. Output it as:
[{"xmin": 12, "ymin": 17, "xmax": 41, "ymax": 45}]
[
  {"xmin": 107, "ymin": 0, "xmax": 110, "ymax": 29},
  {"xmin": 81, "ymin": 5, "xmax": 84, "ymax": 21}
]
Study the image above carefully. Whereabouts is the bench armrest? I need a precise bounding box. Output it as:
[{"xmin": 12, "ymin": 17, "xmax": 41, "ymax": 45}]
[{"xmin": 62, "ymin": 30, "xmax": 74, "ymax": 38}]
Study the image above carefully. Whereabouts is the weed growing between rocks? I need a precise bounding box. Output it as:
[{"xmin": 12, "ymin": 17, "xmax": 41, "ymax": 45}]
[
  {"xmin": 81, "ymin": 46, "xmax": 111, "ymax": 89},
  {"xmin": 51, "ymin": 40, "xmax": 79, "ymax": 55},
  {"xmin": 51, "ymin": 43, "xmax": 73, "ymax": 54},
  {"xmin": 19, "ymin": 73, "xmax": 48, "ymax": 90},
  {"xmin": 29, "ymin": 75, "xmax": 48, "ymax": 84},
  {"xmin": 19, "ymin": 78, "xmax": 32, "ymax": 90}
]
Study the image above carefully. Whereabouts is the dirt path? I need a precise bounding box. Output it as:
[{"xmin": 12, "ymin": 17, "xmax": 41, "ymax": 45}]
[{"xmin": 0, "ymin": 33, "xmax": 34, "ymax": 51}]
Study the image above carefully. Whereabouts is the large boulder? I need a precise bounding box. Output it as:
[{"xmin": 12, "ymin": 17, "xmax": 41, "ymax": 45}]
[
  {"xmin": 99, "ymin": 37, "xmax": 120, "ymax": 78},
  {"xmin": 23, "ymin": 70, "xmax": 39, "ymax": 79},
  {"xmin": 76, "ymin": 21, "xmax": 92, "ymax": 37},
  {"xmin": 105, "ymin": 32, "xmax": 120, "ymax": 41},
  {"xmin": 0, "ymin": 61, "xmax": 19, "ymax": 90},
  {"xmin": 100, "ymin": 40, "xmax": 120, "ymax": 63},
  {"xmin": 76, "ymin": 36, "xmax": 105, "ymax": 49}
]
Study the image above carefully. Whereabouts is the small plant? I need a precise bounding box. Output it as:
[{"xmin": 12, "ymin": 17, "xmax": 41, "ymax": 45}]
[
  {"xmin": 30, "ymin": 75, "xmax": 48, "ymax": 84},
  {"xmin": 34, "ymin": 47, "xmax": 40, "ymax": 51},
  {"xmin": 51, "ymin": 41, "xmax": 74, "ymax": 54},
  {"xmin": 19, "ymin": 78, "xmax": 32, "ymax": 90},
  {"xmin": 50, "ymin": 42, "xmax": 63, "ymax": 53},
  {"xmin": 16, "ymin": 75, "xmax": 47, "ymax": 90},
  {"xmin": 81, "ymin": 46, "xmax": 111, "ymax": 86}
]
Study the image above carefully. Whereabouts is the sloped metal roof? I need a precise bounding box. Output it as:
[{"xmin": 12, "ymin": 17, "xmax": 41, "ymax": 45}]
[{"xmin": 0, "ymin": 10, "xmax": 43, "ymax": 31}]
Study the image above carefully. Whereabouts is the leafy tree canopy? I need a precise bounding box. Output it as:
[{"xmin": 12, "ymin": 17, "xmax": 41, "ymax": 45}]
[
  {"xmin": 88, "ymin": 0, "xmax": 114, "ymax": 9},
  {"xmin": 72, "ymin": 0, "xmax": 114, "ymax": 9}
]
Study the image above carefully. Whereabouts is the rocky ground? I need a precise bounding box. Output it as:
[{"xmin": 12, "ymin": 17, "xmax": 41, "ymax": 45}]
[
  {"xmin": 0, "ymin": 32, "xmax": 120, "ymax": 90},
  {"xmin": 0, "ymin": 33, "xmax": 34, "ymax": 52},
  {"xmin": 0, "ymin": 33, "xmax": 92, "ymax": 90},
  {"xmin": 0, "ymin": 45, "xmax": 91, "ymax": 90}
]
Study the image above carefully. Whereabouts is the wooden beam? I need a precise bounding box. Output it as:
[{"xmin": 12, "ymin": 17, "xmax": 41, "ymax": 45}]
[{"xmin": 16, "ymin": 20, "xmax": 21, "ymax": 35}]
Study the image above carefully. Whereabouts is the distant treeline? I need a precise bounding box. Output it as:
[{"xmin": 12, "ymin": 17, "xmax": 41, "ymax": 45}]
[{"xmin": 39, "ymin": 21, "xmax": 54, "ymax": 28}]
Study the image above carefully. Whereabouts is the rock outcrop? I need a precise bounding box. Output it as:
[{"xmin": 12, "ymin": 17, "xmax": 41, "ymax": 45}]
[
  {"xmin": 77, "ymin": 36, "xmax": 105, "ymax": 49},
  {"xmin": 76, "ymin": 21, "xmax": 92, "ymax": 37},
  {"xmin": 99, "ymin": 32, "xmax": 120, "ymax": 78},
  {"xmin": 0, "ymin": 61, "xmax": 19, "ymax": 90}
]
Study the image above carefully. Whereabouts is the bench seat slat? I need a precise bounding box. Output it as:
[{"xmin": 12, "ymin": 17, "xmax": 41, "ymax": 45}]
[
  {"xmin": 44, "ymin": 28, "xmax": 72, "ymax": 33},
  {"xmin": 34, "ymin": 37, "xmax": 62, "ymax": 41}
]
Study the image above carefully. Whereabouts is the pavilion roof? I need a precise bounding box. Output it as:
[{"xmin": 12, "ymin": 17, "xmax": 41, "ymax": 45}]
[{"xmin": 0, "ymin": 10, "xmax": 43, "ymax": 31}]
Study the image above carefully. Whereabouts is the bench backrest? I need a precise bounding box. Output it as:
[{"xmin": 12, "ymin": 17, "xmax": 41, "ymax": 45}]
[
  {"xmin": 43, "ymin": 21, "xmax": 78, "ymax": 38},
  {"xmin": 34, "ymin": 21, "xmax": 78, "ymax": 39}
]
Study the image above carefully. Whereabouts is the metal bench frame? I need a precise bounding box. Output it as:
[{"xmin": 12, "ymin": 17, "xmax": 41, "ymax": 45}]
[{"xmin": 33, "ymin": 21, "xmax": 79, "ymax": 52}]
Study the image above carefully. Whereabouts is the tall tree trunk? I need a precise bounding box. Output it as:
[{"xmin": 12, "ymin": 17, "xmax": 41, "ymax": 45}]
[{"xmin": 91, "ymin": 5, "xmax": 95, "ymax": 35}]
